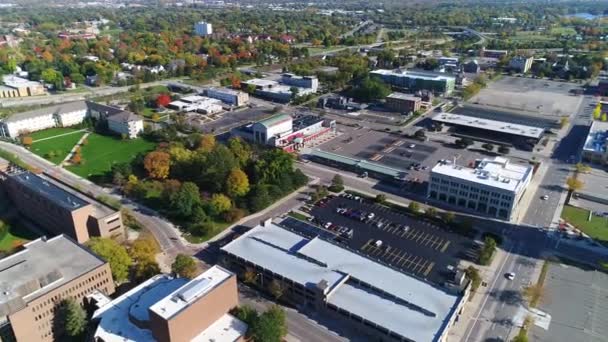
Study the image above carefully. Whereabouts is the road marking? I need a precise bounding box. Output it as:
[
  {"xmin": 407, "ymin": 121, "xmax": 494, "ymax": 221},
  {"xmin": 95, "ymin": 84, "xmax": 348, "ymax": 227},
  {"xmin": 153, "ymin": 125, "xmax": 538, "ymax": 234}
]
[{"xmin": 440, "ymin": 241, "xmax": 451, "ymax": 252}]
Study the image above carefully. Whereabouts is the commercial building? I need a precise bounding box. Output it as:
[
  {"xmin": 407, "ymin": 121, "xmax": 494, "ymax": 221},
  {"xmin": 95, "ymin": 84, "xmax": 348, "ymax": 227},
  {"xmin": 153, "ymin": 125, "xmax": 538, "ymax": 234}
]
[
  {"xmin": 0, "ymin": 75, "xmax": 45, "ymax": 98},
  {"xmin": 231, "ymin": 114, "xmax": 335, "ymax": 151},
  {"xmin": 317, "ymin": 95, "xmax": 365, "ymax": 111},
  {"xmin": 370, "ymin": 69, "xmax": 456, "ymax": 95},
  {"xmin": 0, "ymin": 235, "xmax": 115, "ymax": 342},
  {"xmin": 432, "ymin": 113, "xmax": 544, "ymax": 142},
  {"xmin": 480, "ymin": 48, "xmax": 508, "ymax": 59},
  {"xmin": 280, "ymin": 73, "xmax": 319, "ymax": 92},
  {"xmin": 385, "ymin": 92, "xmax": 422, "ymax": 114},
  {"xmin": 509, "ymin": 56, "xmax": 534, "ymax": 73},
  {"xmin": 308, "ymin": 149, "xmax": 407, "ymax": 181},
  {"xmin": 240, "ymin": 75, "xmax": 318, "ymax": 103},
  {"xmin": 582, "ymin": 121, "xmax": 608, "ymax": 165},
  {"xmin": 428, "ymin": 157, "xmax": 533, "ymax": 221},
  {"xmin": 221, "ymin": 219, "xmax": 469, "ymax": 342},
  {"xmin": 0, "ymin": 101, "xmax": 142, "ymax": 139},
  {"xmin": 92, "ymin": 265, "xmax": 247, "ymax": 342},
  {"xmin": 194, "ymin": 21, "xmax": 213, "ymax": 36},
  {"xmin": 205, "ymin": 87, "xmax": 249, "ymax": 106},
  {"xmin": 168, "ymin": 95, "xmax": 224, "ymax": 114},
  {"xmin": 1, "ymin": 167, "xmax": 124, "ymax": 243}
]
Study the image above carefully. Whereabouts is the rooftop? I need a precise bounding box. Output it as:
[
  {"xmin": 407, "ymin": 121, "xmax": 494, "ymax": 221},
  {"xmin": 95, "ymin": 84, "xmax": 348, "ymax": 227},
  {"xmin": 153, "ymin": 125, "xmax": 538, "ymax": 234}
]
[
  {"xmin": 386, "ymin": 92, "xmax": 422, "ymax": 101},
  {"xmin": 432, "ymin": 113, "xmax": 544, "ymax": 139},
  {"xmin": 292, "ymin": 115, "xmax": 324, "ymax": 131},
  {"xmin": 257, "ymin": 114, "xmax": 293, "ymax": 129},
  {"xmin": 206, "ymin": 87, "xmax": 242, "ymax": 96},
  {"xmin": 2, "ymin": 75, "xmax": 41, "ymax": 88},
  {"xmin": 431, "ymin": 157, "xmax": 532, "ymax": 192},
  {"xmin": 3, "ymin": 101, "xmax": 87, "ymax": 123},
  {"xmin": 583, "ymin": 120, "xmax": 608, "ymax": 153},
  {"xmin": 0, "ymin": 235, "xmax": 106, "ymax": 316},
  {"xmin": 221, "ymin": 221, "xmax": 462, "ymax": 342},
  {"xmin": 107, "ymin": 111, "xmax": 142, "ymax": 123},
  {"xmin": 243, "ymin": 78, "xmax": 278, "ymax": 88},
  {"xmin": 9, "ymin": 171, "xmax": 88, "ymax": 210},
  {"xmin": 371, "ymin": 69, "xmax": 455, "ymax": 82},
  {"xmin": 149, "ymin": 266, "xmax": 232, "ymax": 320},
  {"xmin": 309, "ymin": 149, "xmax": 407, "ymax": 179}
]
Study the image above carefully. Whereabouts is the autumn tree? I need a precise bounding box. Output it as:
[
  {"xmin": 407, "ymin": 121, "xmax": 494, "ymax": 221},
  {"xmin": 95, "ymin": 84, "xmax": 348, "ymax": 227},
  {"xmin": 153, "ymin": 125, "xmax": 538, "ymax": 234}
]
[
  {"xmin": 226, "ymin": 168, "xmax": 250, "ymax": 198},
  {"xmin": 21, "ymin": 136, "xmax": 33, "ymax": 147},
  {"xmin": 171, "ymin": 254, "xmax": 198, "ymax": 279},
  {"xmin": 210, "ymin": 193, "xmax": 232, "ymax": 214},
  {"xmin": 144, "ymin": 151, "xmax": 171, "ymax": 179},
  {"xmin": 566, "ymin": 177, "xmax": 584, "ymax": 191},
  {"xmin": 593, "ymin": 104, "xmax": 602, "ymax": 120},
  {"xmin": 87, "ymin": 237, "xmax": 132, "ymax": 282},
  {"xmin": 156, "ymin": 93, "xmax": 171, "ymax": 108},
  {"xmin": 198, "ymin": 134, "xmax": 216, "ymax": 153}
]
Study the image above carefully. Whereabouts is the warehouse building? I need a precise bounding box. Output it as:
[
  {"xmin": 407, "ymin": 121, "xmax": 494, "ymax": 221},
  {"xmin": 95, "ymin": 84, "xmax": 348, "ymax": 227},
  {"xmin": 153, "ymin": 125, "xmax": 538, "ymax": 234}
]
[
  {"xmin": 370, "ymin": 69, "xmax": 456, "ymax": 95},
  {"xmin": 0, "ymin": 235, "xmax": 115, "ymax": 342},
  {"xmin": 92, "ymin": 265, "xmax": 246, "ymax": 342},
  {"xmin": 0, "ymin": 75, "xmax": 45, "ymax": 98},
  {"xmin": 221, "ymin": 219, "xmax": 469, "ymax": 342},
  {"xmin": 205, "ymin": 87, "xmax": 249, "ymax": 106},
  {"xmin": 428, "ymin": 157, "xmax": 533, "ymax": 221}
]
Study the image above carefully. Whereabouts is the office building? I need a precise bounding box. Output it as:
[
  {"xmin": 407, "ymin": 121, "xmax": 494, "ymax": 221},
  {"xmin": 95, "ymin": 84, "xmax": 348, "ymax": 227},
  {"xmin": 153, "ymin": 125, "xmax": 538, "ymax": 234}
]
[
  {"xmin": 509, "ymin": 56, "xmax": 534, "ymax": 73},
  {"xmin": 432, "ymin": 113, "xmax": 544, "ymax": 142},
  {"xmin": 92, "ymin": 265, "xmax": 247, "ymax": 342},
  {"xmin": 582, "ymin": 121, "xmax": 608, "ymax": 165},
  {"xmin": 428, "ymin": 157, "xmax": 533, "ymax": 221},
  {"xmin": 2, "ymin": 168, "xmax": 124, "ymax": 243},
  {"xmin": 205, "ymin": 87, "xmax": 249, "ymax": 106},
  {"xmin": 370, "ymin": 69, "xmax": 456, "ymax": 95},
  {"xmin": 480, "ymin": 48, "xmax": 508, "ymax": 59},
  {"xmin": 194, "ymin": 21, "xmax": 213, "ymax": 36},
  {"xmin": 241, "ymin": 75, "xmax": 318, "ymax": 103},
  {"xmin": 221, "ymin": 219, "xmax": 469, "ymax": 342},
  {"xmin": 0, "ymin": 235, "xmax": 115, "ymax": 342},
  {"xmin": 385, "ymin": 92, "xmax": 422, "ymax": 114},
  {"xmin": 0, "ymin": 75, "xmax": 45, "ymax": 99}
]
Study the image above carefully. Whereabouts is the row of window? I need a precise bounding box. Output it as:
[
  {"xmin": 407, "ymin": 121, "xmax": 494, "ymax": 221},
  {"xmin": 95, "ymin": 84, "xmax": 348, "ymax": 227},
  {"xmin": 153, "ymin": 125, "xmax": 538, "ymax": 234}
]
[{"xmin": 430, "ymin": 178, "xmax": 513, "ymax": 202}]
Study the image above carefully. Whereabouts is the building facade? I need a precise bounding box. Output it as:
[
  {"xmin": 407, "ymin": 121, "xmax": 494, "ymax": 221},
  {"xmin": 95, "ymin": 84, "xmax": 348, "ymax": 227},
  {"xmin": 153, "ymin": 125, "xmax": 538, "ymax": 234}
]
[
  {"xmin": 2, "ymin": 168, "xmax": 124, "ymax": 243},
  {"xmin": 92, "ymin": 266, "xmax": 247, "ymax": 342},
  {"xmin": 385, "ymin": 92, "xmax": 422, "ymax": 114},
  {"xmin": 371, "ymin": 69, "xmax": 456, "ymax": 95},
  {"xmin": 0, "ymin": 235, "xmax": 115, "ymax": 342},
  {"xmin": 194, "ymin": 21, "xmax": 213, "ymax": 36},
  {"xmin": 0, "ymin": 75, "xmax": 45, "ymax": 99},
  {"xmin": 280, "ymin": 73, "xmax": 319, "ymax": 92},
  {"xmin": 582, "ymin": 121, "xmax": 608, "ymax": 165},
  {"xmin": 427, "ymin": 157, "xmax": 533, "ymax": 221},
  {"xmin": 206, "ymin": 87, "xmax": 250, "ymax": 106},
  {"xmin": 480, "ymin": 48, "xmax": 508, "ymax": 59},
  {"xmin": 107, "ymin": 111, "xmax": 144, "ymax": 139},
  {"xmin": 509, "ymin": 56, "xmax": 534, "ymax": 73}
]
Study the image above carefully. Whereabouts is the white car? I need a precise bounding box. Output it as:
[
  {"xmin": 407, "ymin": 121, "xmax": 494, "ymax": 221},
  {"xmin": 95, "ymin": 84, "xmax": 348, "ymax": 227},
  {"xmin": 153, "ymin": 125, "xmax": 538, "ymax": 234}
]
[
  {"xmin": 505, "ymin": 272, "xmax": 515, "ymax": 280},
  {"xmin": 541, "ymin": 195, "xmax": 549, "ymax": 200},
  {"xmin": 409, "ymin": 144, "xmax": 416, "ymax": 148},
  {"xmin": 324, "ymin": 222, "xmax": 332, "ymax": 229}
]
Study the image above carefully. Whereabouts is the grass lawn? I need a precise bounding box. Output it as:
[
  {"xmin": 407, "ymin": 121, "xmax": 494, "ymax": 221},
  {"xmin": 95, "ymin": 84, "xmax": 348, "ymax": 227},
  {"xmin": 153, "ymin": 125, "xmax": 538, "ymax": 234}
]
[
  {"xmin": 562, "ymin": 205, "xmax": 608, "ymax": 242},
  {"xmin": 0, "ymin": 222, "xmax": 39, "ymax": 253},
  {"xmin": 30, "ymin": 128, "xmax": 87, "ymax": 164},
  {"xmin": 67, "ymin": 133, "xmax": 156, "ymax": 179},
  {"xmin": 550, "ymin": 27, "xmax": 577, "ymax": 36}
]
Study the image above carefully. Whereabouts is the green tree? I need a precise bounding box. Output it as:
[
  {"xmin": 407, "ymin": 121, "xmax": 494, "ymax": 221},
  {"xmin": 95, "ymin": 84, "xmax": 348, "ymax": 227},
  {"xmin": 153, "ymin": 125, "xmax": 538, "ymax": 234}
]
[
  {"xmin": 603, "ymin": 113, "xmax": 608, "ymax": 122},
  {"xmin": 482, "ymin": 143, "xmax": 495, "ymax": 152},
  {"xmin": 425, "ymin": 207, "xmax": 437, "ymax": 218},
  {"xmin": 498, "ymin": 145, "xmax": 510, "ymax": 154},
  {"xmin": 409, "ymin": 201, "xmax": 420, "ymax": 213},
  {"xmin": 248, "ymin": 186, "xmax": 272, "ymax": 212},
  {"xmin": 133, "ymin": 259, "xmax": 161, "ymax": 282},
  {"xmin": 171, "ymin": 254, "xmax": 198, "ymax": 279},
  {"xmin": 464, "ymin": 266, "xmax": 482, "ymax": 291},
  {"xmin": 228, "ymin": 137, "xmax": 252, "ymax": 167},
  {"xmin": 269, "ymin": 279, "xmax": 284, "ymax": 300},
  {"xmin": 442, "ymin": 211, "xmax": 455, "ymax": 223},
  {"xmin": 251, "ymin": 305, "xmax": 288, "ymax": 342},
  {"xmin": 170, "ymin": 182, "xmax": 201, "ymax": 218},
  {"xmin": 329, "ymin": 174, "xmax": 344, "ymax": 192},
  {"xmin": 226, "ymin": 168, "xmax": 250, "ymax": 198},
  {"xmin": 375, "ymin": 194, "xmax": 387, "ymax": 204},
  {"xmin": 210, "ymin": 193, "xmax": 232, "ymax": 214},
  {"xmin": 54, "ymin": 298, "xmax": 87, "ymax": 338},
  {"xmin": 351, "ymin": 76, "xmax": 391, "ymax": 102},
  {"xmin": 87, "ymin": 237, "xmax": 132, "ymax": 282}
]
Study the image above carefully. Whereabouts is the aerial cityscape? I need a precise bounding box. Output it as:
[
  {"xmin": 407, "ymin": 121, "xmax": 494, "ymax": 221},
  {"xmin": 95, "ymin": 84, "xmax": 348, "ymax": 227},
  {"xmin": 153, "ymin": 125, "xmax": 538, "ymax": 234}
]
[{"xmin": 0, "ymin": 0, "xmax": 607, "ymax": 341}]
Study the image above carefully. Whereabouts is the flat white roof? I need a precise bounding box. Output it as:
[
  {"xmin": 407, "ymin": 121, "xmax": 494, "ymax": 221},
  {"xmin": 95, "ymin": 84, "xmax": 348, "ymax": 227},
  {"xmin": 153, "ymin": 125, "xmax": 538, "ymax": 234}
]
[
  {"xmin": 583, "ymin": 120, "xmax": 608, "ymax": 153},
  {"xmin": 181, "ymin": 95, "xmax": 208, "ymax": 103},
  {"xmin": 221, "ymin": 222, "xmax": 463, "ymax": 342},
  {"xmin": 432, "ymin": 113, "xmax": 544, "ymax": 139},
  {"xmin": 191, "ymin": 313, "xmax": 248, "ymax": 342},
  {"xmin": 371, "ymin": 69, "xmax": 455, "ymax": 82},
  {"xmin": 2, "ymin": 75, "xmax": 41, "ymax": 88},
  {"xmin": 431, "ymin": 157, "xmax": 532, "ymax": 193},
  {"xmin": 387, "ymin": 92, "xmax": 422, "ymax": 101},
  {"xmin": 243, "ymin": 78, "xmax": 278, "ymax": 87},
  {"xmin": 149, "ymin": 266, "xmax": 232, "ymax": 320}
]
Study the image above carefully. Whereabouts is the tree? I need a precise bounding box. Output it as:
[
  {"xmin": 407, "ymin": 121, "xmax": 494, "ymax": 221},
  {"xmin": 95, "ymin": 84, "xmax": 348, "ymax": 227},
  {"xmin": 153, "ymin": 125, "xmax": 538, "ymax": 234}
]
[
  {"xmin": 478, "ymin": 237, "xmax": 497, "ymax": 265},
  {"xmin": 54, "ymin": 299, "xmax": 87, "ymax": 339},
  {"xmin": 248, "ymin": 186, "xmax": 272, "ymax": 212},
  {"xmin": 464, "ymin": 266, "xmax": 481, "ymax": 291},
  {"xmin": 224, "ymin": 208, "xmax": 246, "ymax": 223},
  {"xmin": 482, "ymin": 143, "xmax": 495, "ymax": 152},
  {"xmin": 198, "ymin": 134, "xmax": 216, "ymax": 153},
  {"xmin": 425, "ymin": 207, "xmax": 437, "ymax": 218},
  {"xmin": 71, "ymin": 152, "xmax": 82, "ymax": 164},
  {"xmin": 133, "ymin": 259, "xmax": 161, "ymax": 282},
  {"xmin": 86, "ymin": 237, "xmax": 132, "ymax": 282},
  {"xmin": 251, "ymin": 305, "xmax": 288, "ymax": 342},
  {"xmin": 269, "ymin": 279, "xmax": 284, "ymax": 300},
  {"xmin": 144, "ymin": 151, "xmax": 171, "ymax": 179},
  {"xmin": 226, "ymin": 168, "xmax": 250, "ymax": 198},
  {"xmin": 130, "ymin": 237, "xmax": 158, "ymax": 263},
  {"xmin": 559, "ymin": 117, "xmax": 569, "ymax": 128},
  {"xmin": 21, "ymin": 136, "xmax": 33, "ymax": 147},
  {"xmin": 442, "ymin": 211, "xmax": 455, "ymax": 223},
  {"xmin": 593, "ymin": 104, "xmax": 602, "ymax": 120},
  {"xmin": 575, "ymin": 163, "xmax": 591, "ymax": 173},
  {"xmin": 351, "ymin": 76, "xmax": 391, "ymax": 102},
  {"xmin": 210, "ymin": 193, "xmax": 232, "ymax": 214},
  {"xmin": 603, "ymin": 113, "xmax": 608, "ymax": 122},
  {"xmin": 375, "ymin": 194, "xmax": 387, "ymax": 204},
  {"xmin": 228, "ymin": 137, "xmax": 252, "ymax": 167},
  {"xmin": 170, "ymin": 182, "xmax": 201, "ymax": 218},
  {"xmin": 408, "ymin": 201, "xmax": 420, "ymax": 213},
  {"xmin": 156, "ymin": 93, "xmax": 171, "ymax": 108},
  {"xmin": 171, "ymin": 254, "xmax": 198, "ymax": 279},
  {"xmin": 329, "ymin": 174, "xmax": 344, "ymax": 192},
  {"xmin": 566, "ymin": 177, "xmax": 584, "ymax": 191},
  {"xmin": 243, "ymin": 267, "xmax": 257, "ymax": 284},
  {"xmin": 498, "ymin": 145, "xmax": 510, "ymax": 154}
]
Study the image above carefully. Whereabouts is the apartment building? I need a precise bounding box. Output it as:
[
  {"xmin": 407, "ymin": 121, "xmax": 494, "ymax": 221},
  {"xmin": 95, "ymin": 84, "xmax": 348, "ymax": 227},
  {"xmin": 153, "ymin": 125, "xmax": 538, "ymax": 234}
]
[
  {"xmin": 107, "ymin": 111, "xmax": 144, "ymax": 139},
  {"xmin": 427, "ymin": 157, "xmax": 533, "ymax": 221},
  {"xmin": 205, "ymin": 87, "xmax": 250, "ymax": 106},
  {"xmin": 194, "ymin": 21, "xmax": 213, "ymax": 36},
  {"xmin": 0, "ymin": 235, "xmax": 115, "ymax": 342},
  {"xmin": 2, "ymin": 168, "xmax": 124, "ymax": 243},
  {"xmin": 509, "ymin": 56, "xmax": 534, "ymax": 73},
  {"xmin": 370, "ymin": 69, "xmax": 456, "ymax": 95},
  {"xmin": 92, "ymin": 265, "xmax": 247, "ymax": 342},
  {"xmin": 385, "ymin": 92, "xmax": 422, "ymax": 114},
  {"xmin": 0, "ymin": 75, "xmax": 45, "ymax": 98}
]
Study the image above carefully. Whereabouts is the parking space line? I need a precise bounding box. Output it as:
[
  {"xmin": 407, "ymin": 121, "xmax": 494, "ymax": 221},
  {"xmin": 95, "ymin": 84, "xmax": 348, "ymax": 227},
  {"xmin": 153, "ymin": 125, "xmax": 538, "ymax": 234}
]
[
  {"xmin": 423, "ymin": 262, "xmax": 435, "ymax": 277},
  {"xmin": 415, "ymin": 260, "xmax": 428, "ymax": 273},
  {"xmin": 440, "ymin": 241, "xmax": 451, "ymax": 252}
]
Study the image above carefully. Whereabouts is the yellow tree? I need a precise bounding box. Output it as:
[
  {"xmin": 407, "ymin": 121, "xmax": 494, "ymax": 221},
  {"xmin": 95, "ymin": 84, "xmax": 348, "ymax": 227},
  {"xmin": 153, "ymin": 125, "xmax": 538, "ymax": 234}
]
[
  {"xmin": 198, "ymin": 134, "xmax": 216, "ymax": 153},
  {"xmin": 225, "ymin": 168, "xmax": 250, "ymax": 198},
  {"xmin": 566, "ymin": 177, "xmax": 584, "ymax": 192},
  {"xmin": 143, "ymin": 151, "xmax": 171, "ymax": 179},
  {"xmin": 593, "ymin": 104, "xmax": 602, "ymax": 120}
]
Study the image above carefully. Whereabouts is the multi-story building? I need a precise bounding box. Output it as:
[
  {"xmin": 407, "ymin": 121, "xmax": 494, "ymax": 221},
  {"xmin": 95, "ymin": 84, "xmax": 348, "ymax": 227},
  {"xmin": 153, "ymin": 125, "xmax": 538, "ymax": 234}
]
[
  {"xmin": 205, "ymin": 87, "xmax": 250, "ymax": 106},
  {"xmin": 582, "ymin": 121, "xmax": 608, "ymax": 165},
  {"xmin": 0, "ymin": 75, "xmax": 45, "ymax": 98},
  {"xmin": 509, "ymin": 56, "xmax": 534, "ymax": 73},
  {"xmin": 0, "ymin": 235, "xmax": 115, "ymax": 342},
  {"xmin": 480, "ymin": 48, "xmax": 508, "ymax": 59},
  {"xmin": 241, "ymin": 76, "xmax": 318, "ymax": 103},
  {"xmin": 1, "ymin": 168, "xmax": 124, "ymax": 243},
  {"xmin": 385, "ymin": 92, "xmax": 422, "ymax": 114},
  {"xmin": 92, "ymin": 265, "xmax": 247, "ymax": 342},
  {"xmin": 370, "ymin": 69, "xmax": 456, "ymax": 95},
  {"xmin": 221, "ymin": 219, "xmax": 469, "ymax": 342},
  {"xmin": 194, "ymin": 21, "xmax": 213, "ymax": 36},
  {"xmin": 427, "ymin": 157, "xmax": 533, "ymax": 221},
  {"xmin": 107, "ymin": 111, "xmax": 144, "ymax": 139},
  {"xmin": 280, "ymin": 73, "xmax": 319, "ymax": 92}
]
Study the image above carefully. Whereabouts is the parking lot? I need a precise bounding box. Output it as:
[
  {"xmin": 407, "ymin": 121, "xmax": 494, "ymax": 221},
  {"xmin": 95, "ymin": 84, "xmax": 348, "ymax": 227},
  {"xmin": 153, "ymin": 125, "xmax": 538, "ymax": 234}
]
[
  {"xmin": 531, "ymin": 261, "xmax": 608, "ymax": 342},
  {"xmin": 300, "ymin": 194, "xmax": 476, "ymax": 284}
]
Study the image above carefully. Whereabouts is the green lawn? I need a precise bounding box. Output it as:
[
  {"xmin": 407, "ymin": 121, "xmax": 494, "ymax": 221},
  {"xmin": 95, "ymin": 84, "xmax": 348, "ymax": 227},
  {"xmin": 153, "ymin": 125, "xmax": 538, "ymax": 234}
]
[
  {"xmin": 30, "ymin": 128, "xmax": 87, "ymax": 164},
  {"xmin": 66, "ymin": 133, "xmax": 156, "ymax": 179},
  {"xmin": 0, "ymin": 221, "xmax": 39, "ymax": 253},
  {"xmin": 550, "ymin": 27, "xmax": 577, "ymax": 36},
  {"xmin": 562, "ymin": 205, "xmax": 608, "ymax": 242}
]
